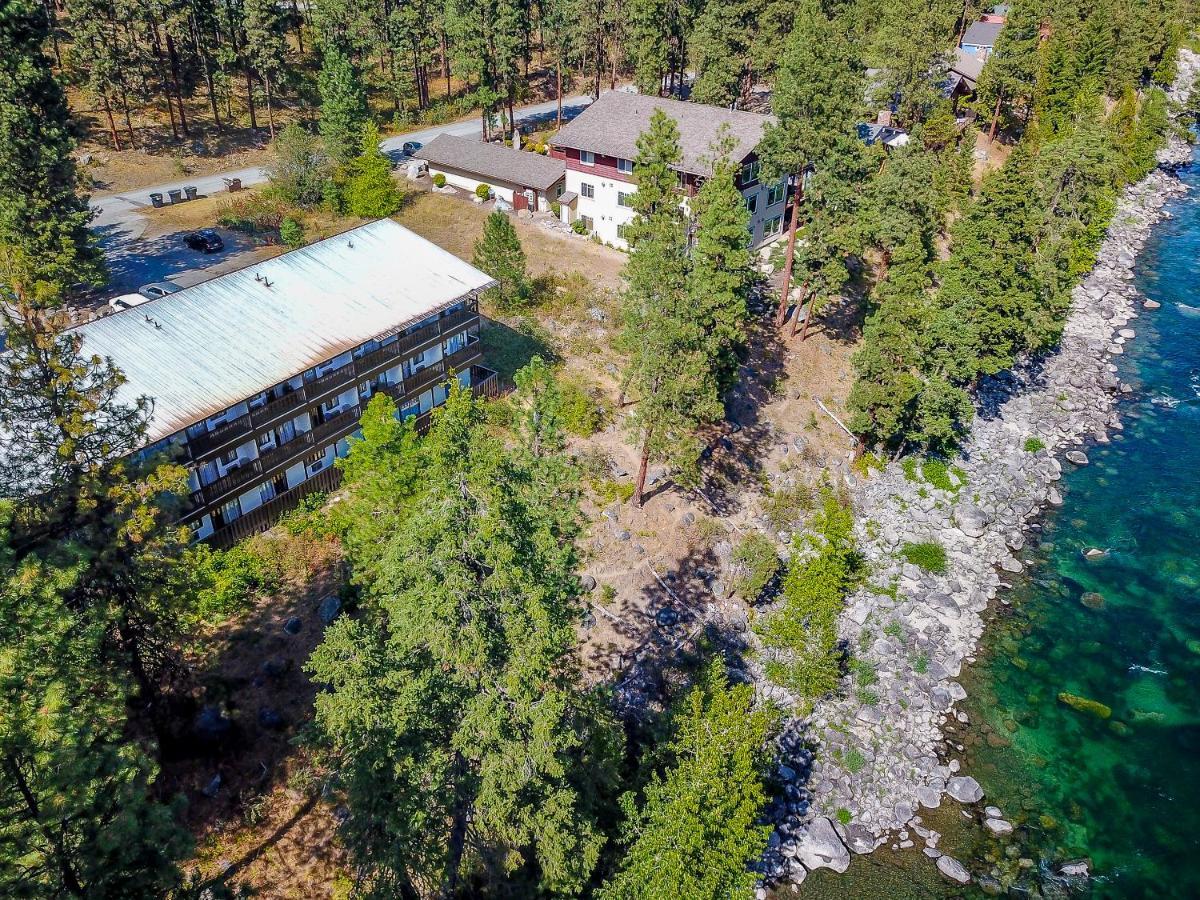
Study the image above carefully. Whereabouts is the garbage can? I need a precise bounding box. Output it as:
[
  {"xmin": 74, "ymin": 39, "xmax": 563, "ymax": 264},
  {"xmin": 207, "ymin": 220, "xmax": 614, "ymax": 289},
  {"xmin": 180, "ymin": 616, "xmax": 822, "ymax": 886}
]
[
  {"xmin": 168, "ymin": 189, "xmax": 183, "ymax": 204},
  {"xmin": 149, "ymin": 192, "xmax": 164, "ymax": 208},
  {"xmin": 184, "ymin": 185, "xmax": 198, "ymax": 201},
  {"xmin": 228, "ymin": 177, "xmax": 242, "ymax": 192}
]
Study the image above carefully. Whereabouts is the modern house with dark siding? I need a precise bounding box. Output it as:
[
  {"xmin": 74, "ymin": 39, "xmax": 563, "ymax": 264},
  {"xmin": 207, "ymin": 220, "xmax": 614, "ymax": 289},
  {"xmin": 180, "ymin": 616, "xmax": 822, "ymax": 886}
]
[
  {"xmin": 548, "ymin": 92, "xmax": 786, "ymax": 250},
  {"xmin": 77, "ymin": 219, "xmax": 498, "ymax": 548}
]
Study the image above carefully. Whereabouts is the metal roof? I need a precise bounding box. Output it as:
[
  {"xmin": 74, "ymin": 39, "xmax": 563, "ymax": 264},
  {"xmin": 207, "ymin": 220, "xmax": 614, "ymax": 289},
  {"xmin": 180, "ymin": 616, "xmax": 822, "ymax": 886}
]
[
  {"xmin": 74, "ymin": 219, "xmax": 495, "ymax": 445},
  {"xmin": 550, "ymin": 92, "xmax": 773, "ymax": 176},
  {"xmin": 961, "ymin": 20, "xmax": 1003, "ymax": 47},
  {"xmin": 417, "ymin": 133, "xmax": 566, "ymax": 191}
]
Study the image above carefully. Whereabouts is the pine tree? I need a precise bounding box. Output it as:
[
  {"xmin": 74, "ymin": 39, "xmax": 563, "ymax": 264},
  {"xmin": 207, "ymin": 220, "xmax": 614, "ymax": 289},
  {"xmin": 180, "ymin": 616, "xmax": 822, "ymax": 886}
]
[
  {"xmin": 600, "ymin": 659, "xmax": 776, "ymax": 900},
  {"xmin": 689, "ymin": 0, "xmax": 747, "ymax": 108},
  {"xmin": 243, "ymin": 0, "xmax": 289, "ymax": 139},
  {"xmin": 512, "ymin": 354, "xmax": 567, "ymax": 456},
  {"xmin": 267, "ymin": 123, "xmax": 334, "ymax": 208},
  {"xmin": 973, "ymin": 0, "xmax": 1043, "ymax": 140},
  {"xmin": 344, "ymin": 123, "xmax": 404, "ymax": 217},
  {"xmin": 317, "ymin": 42, "xmax": 369, "ymax": 166},
  {"xmin": 0, "ymin": 522, "xmax": 191, "ymax": 898},
  {"xmin": 618, "ymin": 110, "xmax": 723, "ymax": 506},
  {"xmin": 867, "ymin": 0, "xmax": 957, "ymax": 127},
  {"xmin": 472, "ymin": 209, "xmax": 529, "ymax": 308},
  {"xmin": 309, "ymin": 385, "xmax": 621, "ymax": 896},
  {"xmin": 688, "ymin": 134, "xmax": 753, "ymax": 392},
  {"xmin": 0, "ymin": 0, "xmax": 104, "ymax": 302},
  {"xmin": 757, "ymin": 0, "xmax": 864, "ymax": 329}
]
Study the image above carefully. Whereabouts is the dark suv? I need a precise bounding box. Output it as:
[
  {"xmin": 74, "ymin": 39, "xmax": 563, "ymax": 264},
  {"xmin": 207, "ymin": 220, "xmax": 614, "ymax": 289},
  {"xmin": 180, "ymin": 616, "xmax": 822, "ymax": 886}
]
[{"xmin": 183, "ymin": 229, "xmax": 224, "ymax": 253}]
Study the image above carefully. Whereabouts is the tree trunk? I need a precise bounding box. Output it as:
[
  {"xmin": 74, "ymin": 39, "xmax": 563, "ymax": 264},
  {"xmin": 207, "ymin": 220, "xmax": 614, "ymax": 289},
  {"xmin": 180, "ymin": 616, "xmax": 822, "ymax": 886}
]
[
  {"xmin": 192, "ymin": 13, "xmax": 222, "ymax": 131},
  {"xmin": 556, "ymin": 59, "xmax": 563, "ymax": 128},
  {"xmin": 245, "ymin": 66, "xmax": 258, "ymax": 129},
  {"xmin": 165, "ymin": 32, "xmax": 189, "ymax": 136},
  {"xmin": 794, "ymin": 284, "xmax": 816, "ymax": 340},
  {"xmin": 440, "ymin": 757, "xmax": 469, "ymax": 900},
  {"xmin": 775, "ymin": 175, "xmax": 802, "ymax": 326},
  {"xmin": 101, "ymin": 94, "xmax": 121, "ymax": 150},
  {"xmin": 988, "ymin": 91, "xmax": 1002, "ymax": 142},
  {"xmin": 633, "ymin": 429, "xmax": 652, "ymax": 507},
  {"xmin": 119, "ymin": 88, "xmax": 137, "ymax": 148},
  {"xmin": 442, "ymin": 30, "xmax": 451, "ymax": 95},
  {"xmin": 4, "ymin": 755, "xmax": 86, "ymax": 897},
  {"xmin": 290, "ymin": 0, "xmax": 304, "ymax": 53},
  {"xmin": 264, "ymin": 75, "xmax": 275, "ymax": 139}
]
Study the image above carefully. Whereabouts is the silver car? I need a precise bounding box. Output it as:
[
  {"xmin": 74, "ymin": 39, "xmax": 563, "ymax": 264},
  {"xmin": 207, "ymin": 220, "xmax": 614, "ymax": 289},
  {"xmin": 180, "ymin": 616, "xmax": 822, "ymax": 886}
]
[{"xmin": 138, "ymin": 281, "xmax": 181, "ymax": 300}]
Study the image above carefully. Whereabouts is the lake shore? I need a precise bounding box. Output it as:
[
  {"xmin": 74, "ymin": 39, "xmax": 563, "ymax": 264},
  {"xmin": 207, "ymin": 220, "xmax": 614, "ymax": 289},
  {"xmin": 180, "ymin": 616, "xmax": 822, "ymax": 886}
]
[{"xmin": 756, "ymin": 49, "xmax": 1200, "ymax": 893}]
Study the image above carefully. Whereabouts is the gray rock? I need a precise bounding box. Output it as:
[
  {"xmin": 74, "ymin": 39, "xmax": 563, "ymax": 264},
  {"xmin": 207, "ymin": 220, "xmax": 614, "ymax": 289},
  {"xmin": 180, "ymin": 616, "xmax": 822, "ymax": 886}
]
[
  {"xmin": 283, "ymin": 616, "xmax": 303, "ymax": 635},
  {"xmin": 936, "ymin": 855, "xmax": 971, "ymax": 884},
  {"xmin": 985, "ymin": 817, "xmax": 1013, "ymax": 836},
  {"xmin": 916, "ymin": 786, "xmax": 943, "ymax": 809},
  {"xmin": 201, "ymin": 773, "xmax": 222, "ymax": 798},
  {"xmin": 193, "ymin": 705, "xmax": 232, "ymax": 744},
  {"xmin": 318, "ymin": 596, "xmax": 342, "ymax": 625},
  {"xmin": 1065, "ymin": 450, "xmax": 1089, "ymax": 466},
  {"xmin": 580, "ymin": 574, "xmax": 597, "ymax": 592},
  {"xmin": 844, "ymin": 824, "xmax": 878, "ymax": 854},
  {"xmin": 1057, "ymin": 859, "xmax": 1091, "ymax": 878},
  {"xmin": 954, "ymin": 505, "xmax": 988, "ymax": 538},
  {"xmin": 947, "ymin": 775, "xmax": 984, "ymax": 804},
  {"xmin": 795, "ymin": 817, "xmax": 851, "ymax": 874}
]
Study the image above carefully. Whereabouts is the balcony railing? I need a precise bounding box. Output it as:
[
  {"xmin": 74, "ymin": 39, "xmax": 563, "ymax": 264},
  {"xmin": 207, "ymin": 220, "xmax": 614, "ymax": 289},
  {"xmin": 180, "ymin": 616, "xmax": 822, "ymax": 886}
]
[
  {"xmin": 355, "ymin": 341, "xmax": 404, "ymax": 373},
  {"xmin": 206, "ymin": 466, "xmax": 343, "ymax": 550},
  {"xmin": 308, "ymin": 360, "xmax": 356, "ymax": 397},
  {"xmin": 310, "ymin": 405, "xmax": 362, "ymax": 446},
  {"xmin": 250, "ymin": 388, "xmax": 307, "ymax": 429},
  {"xmin": 188, "ymin": 412, "xmax": 252, "ymax": 457},
  {"xmin": 254, "ymin": 430, "xmax": 315, "ymax": 475}
]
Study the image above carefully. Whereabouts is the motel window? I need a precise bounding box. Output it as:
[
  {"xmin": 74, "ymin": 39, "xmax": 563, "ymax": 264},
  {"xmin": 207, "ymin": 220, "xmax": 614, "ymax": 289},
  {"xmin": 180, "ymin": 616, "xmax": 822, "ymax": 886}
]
[
  {"xmin": 768, "ymin": 182, "xmax": 786, "ymax": 206},
  {"xmin": 617, "ymin": 222, "xmax": 632, "ymax": 242},
  {"xmin": 617, "ymin": 158, "xmax": 634, "ymax": 175},
  {"xmin": 740, "ymin": 160, "xmax": 761, "ymax": 185},
  {"xmin": 617, "ymin": 191, "xmax": 633, "ymax": 208},
  {"xmin": 580, "ymin": 150, "xmax": 595, "ymax": 166},
  {"xmin": 764, "ymin": 215, "xmax": 783, "ymax": 237},
  {"xmin": 581, "ymin": 182, "xmax": 595, "ymax": 199},
  {"xmin": 400, "ymin": 399, "xmax": 420, "ymax": 420},
  {"xmin": 746, "ymin": 194, "xmax": 758, "ymax": 214},
  {"xmin": 217, "ymin": 498, "xmax": 242, "ymax": 526},
  {"xmin": 580, "ymin": 215, "xmax": 594, "ymax": 232}
]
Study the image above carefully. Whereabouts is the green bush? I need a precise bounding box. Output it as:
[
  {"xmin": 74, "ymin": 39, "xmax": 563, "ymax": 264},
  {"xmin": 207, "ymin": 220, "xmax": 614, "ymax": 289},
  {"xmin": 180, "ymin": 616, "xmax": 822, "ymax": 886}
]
[
  {"xmin": 900, "ymin": 540, "xmax": 948, "ymax": 575},
  {"xmin": 571, "ymin": 220, "xmax": 588, "ymax": 235},
  {"xmin": 194, "ymin": 543, "xmax": 280, "ymax": 620},
  {"xmin": 731, "ymin": 532, "xmax": 781, "ymax": 600},
  {"xmin": 1024, "ymin": 436, "xmax": 1046, "ymax": 453},
  {"xmin": 559, "ymin": 374, "xmax": 610, "ymax": 437},
  {"xmin": 432, "ymin": 172, "xmax": 446, "ymax": 188},
  {"xmin": 840, "ymin": 748, "xmax": 867, "ymax": 774},
  {"xmin": 836, "ymin": 808, "xmax": 853, "ymax": 826},
  {"xmin": 550, "ymin": 200, "xmax": 562, "ymax": 217},
  {"xmin": 475, "ymin": 182, "xmax": 492, "ymax": 200},
  {"xmin": 219, "ymin": 192, "xmax": 288, "ymax": 237},
  {"xmin": 763, "ymin": 483, "xmax": 814, "ymax": 533},
  {"xmin": 280, "ymin": 216, "xmax": 305, "ymax": 248}
]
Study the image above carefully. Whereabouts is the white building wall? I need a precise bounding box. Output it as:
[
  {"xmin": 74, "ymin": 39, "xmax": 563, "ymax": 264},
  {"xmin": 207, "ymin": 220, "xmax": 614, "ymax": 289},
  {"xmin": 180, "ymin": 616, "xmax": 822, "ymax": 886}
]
[
  {"xmin": 431, "ymin": 167, "xmax": 517, "ymax": 203},
  {"xmin": 565, "ymin": 170, "xmax": 788, "ymax": 251}
]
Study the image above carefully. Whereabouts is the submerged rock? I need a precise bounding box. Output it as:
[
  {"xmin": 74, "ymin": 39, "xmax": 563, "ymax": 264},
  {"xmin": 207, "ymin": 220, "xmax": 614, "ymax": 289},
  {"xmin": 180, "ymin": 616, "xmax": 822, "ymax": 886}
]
[
  {"xmin": 794, "ymin": 817, "xmax": 851, "ymax": 873},
  {"xmin": 1058, "ymin": 692, "xmax": 1113, "ymax": 719},
  {"xmin": 936, "ymin": 855, "xmax": 971, "ymax": 884},
  {"xmin": 947, "ymin": 775, "xmax": 984, "ymax": 804}
]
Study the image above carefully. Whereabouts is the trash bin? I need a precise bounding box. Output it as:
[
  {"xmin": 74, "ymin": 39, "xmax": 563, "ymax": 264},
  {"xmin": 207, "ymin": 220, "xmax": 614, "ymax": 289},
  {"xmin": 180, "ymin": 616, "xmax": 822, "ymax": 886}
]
[
  {"xmin": 149, "ymin": 192, "xmax": 164, "ymax": 208},
  {"xmin": 168, "ymin": 189, "xmax": 183, "ymax": 204},
  {"xmin": 184, "ymin": 185, "xmax": 198, "ymax": 201},
  {"xmin": 227, "ymin": 177, "xmax": 242, "ymax": 192}
]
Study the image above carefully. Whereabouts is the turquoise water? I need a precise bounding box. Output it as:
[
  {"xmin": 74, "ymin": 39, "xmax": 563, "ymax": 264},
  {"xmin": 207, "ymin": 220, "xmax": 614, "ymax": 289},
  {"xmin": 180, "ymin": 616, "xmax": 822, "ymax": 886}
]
[
  {"xmin": 958, "ymin": 154, "xmax": 1200, "ymax": 896},
  {"xmin": 804, "ymin": 156, "xmax": 1200, "ymax": 899}
]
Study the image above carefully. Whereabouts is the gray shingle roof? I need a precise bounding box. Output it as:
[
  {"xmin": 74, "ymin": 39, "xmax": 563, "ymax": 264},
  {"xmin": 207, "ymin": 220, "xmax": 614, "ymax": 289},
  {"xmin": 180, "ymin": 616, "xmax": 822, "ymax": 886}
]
[
  {"xmin": 961, "ymin": 20, "xmax": 1003, "ymax": 47},
  {"xmin": 416, "ymin": 133, "xmax": 566, "ymax": 191},
  {"xmin": 550, "ymin": 92, "xmax": 773, "ymax": 176}
]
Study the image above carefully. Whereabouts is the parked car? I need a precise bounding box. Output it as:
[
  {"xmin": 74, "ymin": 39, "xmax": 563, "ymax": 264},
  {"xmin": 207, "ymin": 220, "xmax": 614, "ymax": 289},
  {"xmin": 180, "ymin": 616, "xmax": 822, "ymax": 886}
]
[
  {"xmin": 137, "ymin": 280, "xmax": 180, "ymax": 300},
  {"xmin": 401, "ymin": 141, "xmax": 422, "ymax": 157},
  {"xmin": 109, "ymin": 293, "xmax": 152, "ymax": 311},
  {"xmin": 183, "ymin": 229, "xmax": 224, "ymax": 253}
]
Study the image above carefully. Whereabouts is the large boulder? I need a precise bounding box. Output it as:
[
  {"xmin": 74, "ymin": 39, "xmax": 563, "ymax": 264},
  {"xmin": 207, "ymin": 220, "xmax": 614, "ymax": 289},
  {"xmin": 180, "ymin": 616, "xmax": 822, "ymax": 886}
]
[
  {"xmin": 795, "ymin": 817, "xmax": 851, "ymax": 874},
  {"xmin": 937, "ymin": 855, "xmax": 972, "ymax": 884},
  {"xmin": 954, "ymin": 505, "xmax": 988, "ymax": 538},
  {"xmin": 947, "ymin": 775, "xmax": 984, "ymax": 804}
]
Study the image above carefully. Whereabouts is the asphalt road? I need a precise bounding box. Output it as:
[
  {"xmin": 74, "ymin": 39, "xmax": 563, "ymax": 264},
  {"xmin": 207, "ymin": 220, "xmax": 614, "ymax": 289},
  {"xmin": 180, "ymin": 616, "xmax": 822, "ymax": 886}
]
[{"xmin": 89, "ymin": 95, "xmax": 593, "ymax": 296}]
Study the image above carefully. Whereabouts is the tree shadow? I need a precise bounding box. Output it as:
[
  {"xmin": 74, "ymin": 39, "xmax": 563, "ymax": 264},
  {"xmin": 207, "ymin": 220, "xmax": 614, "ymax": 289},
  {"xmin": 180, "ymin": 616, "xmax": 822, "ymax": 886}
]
[{"xmin": 477, "ymin": 316, "xmax": 558, "ymax": 380}]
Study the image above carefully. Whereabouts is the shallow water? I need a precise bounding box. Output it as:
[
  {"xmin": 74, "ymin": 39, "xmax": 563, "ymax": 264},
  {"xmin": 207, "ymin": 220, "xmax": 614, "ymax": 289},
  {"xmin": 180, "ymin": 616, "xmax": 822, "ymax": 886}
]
[{"xmin": 814, "ymin": 157, "xmax": 1200, "ymax": 898}]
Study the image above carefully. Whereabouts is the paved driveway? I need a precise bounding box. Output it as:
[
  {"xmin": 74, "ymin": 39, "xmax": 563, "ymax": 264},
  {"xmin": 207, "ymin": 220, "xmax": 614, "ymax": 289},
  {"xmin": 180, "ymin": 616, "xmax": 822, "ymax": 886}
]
[{"xmin": 87, "ymin": 95, "xmax": 592, "ymax": 301}]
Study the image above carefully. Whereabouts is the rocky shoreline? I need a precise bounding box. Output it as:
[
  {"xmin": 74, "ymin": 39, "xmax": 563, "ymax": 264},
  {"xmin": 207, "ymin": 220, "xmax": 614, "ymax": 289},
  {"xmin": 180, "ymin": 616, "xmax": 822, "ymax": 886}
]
[{"xmin": 755, "ymin": 49, "xmax": 1200, "ymax": 893}]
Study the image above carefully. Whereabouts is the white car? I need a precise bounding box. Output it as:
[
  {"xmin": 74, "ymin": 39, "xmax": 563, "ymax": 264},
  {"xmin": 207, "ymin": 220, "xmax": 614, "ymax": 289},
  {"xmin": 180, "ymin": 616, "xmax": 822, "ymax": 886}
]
[
  {"xmin": 138, "ymin": 281, "xmax": 180, "ymax": 300},
  {"xmin": 108, "ymin": 293, "xmax": 152, "ymax": 311}
]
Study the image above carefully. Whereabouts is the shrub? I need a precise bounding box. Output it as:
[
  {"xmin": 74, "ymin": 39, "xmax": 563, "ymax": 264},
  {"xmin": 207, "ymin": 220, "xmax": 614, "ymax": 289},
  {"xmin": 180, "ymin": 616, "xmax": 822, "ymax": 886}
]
[
  {"xmin": 432, "ymin": 172, "xmax": 446, "ymax": 188},
  {"xmin": 475, "ymin": 182, "xmax": 492, "ymax": 200},
  {"xmin": 194, "ymin": 542, "xmax": 279, "ymax": 620},
  {"xmin": 592, "ymin": 478, "xmax": 634, "ymax": 505},
  {"xmin": 280, "ymin": 216, "xmax": 305, "ymax": 248},
  {"xmin": 731, "ymin": 532, "xmax": 782, "ymax": 601},
  {"xmin": 219, "ymin": 192, "xmax": 288, "ymax": 238},
  {"xmin": 473, "ymin": 210, "xmax": 529, "ymax": 308},
  {"xmin": 1024, "ymin": 436, "xmax": 1046, "ymax": 453},
  {"xmin": 550, "ymin": 200, "xmax": 562, "ymax": 217},
  {"xmin": 763, "ymin": 483, "xmax": 814, "ymax": 533},
  {"xmin": 841, "ymin": 747, "xmax": 867, "ymax": 774},
  {"xmin": 836, "ymin": 808, "xmax": 853, "ymax": 826},
  {"xmin": 571, "ymin": 219, "xmax": 588, "ymax": 235},
  {"xmin": 344, "ymin": 123, "xmax": 404, "ymax": 218},
  {"xmin": 900, "ymin": 540, "xmax": 948, "ymax": 574},
  {"xmin": 912, "ymin": 652, "xmax": 929, "ymax": 674},
  {"xmin": 559, "ymin": 374, "xmax": 610, "ymax": 437}
]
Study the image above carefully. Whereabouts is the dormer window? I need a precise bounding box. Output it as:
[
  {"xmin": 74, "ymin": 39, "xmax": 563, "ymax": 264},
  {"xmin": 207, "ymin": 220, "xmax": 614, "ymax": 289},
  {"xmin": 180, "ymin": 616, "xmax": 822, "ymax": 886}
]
[{"xmin": 580, "ymin": 150, "xmax": 595, "ymax": 166}]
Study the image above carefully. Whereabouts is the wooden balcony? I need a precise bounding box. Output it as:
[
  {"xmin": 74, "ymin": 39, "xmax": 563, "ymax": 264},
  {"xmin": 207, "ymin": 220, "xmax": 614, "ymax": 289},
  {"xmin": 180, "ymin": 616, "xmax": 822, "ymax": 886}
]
[
  {"xmin": 201, "ymin": 459, "xmax": 262, "ymax": 503},
  {"xmin": 249, "ymin": 388, "xmax": 307, "ymax": 429},
  {"xmin": 206, "ymin": 466, "xmax": 343, "ymax": 550},
  {"xmin": 188, "ymin": 412, "xmax": 252, "ymax": 457},
  {"xmin": 254, "ymin": 430, "xmax": 315, "ymax": 475},
  {"xmin": 310, "ymin": 405, "xmax": 362, "ymax": 446},
  {"xmin": 355, "ymin": 341, "xmax": 404, "ymax": 373},
  {"xmin": 402, "ymin": 360, "xmax": 448, "ymax": 396},
  {"xmin": 308, "ymin": 360, "xmax": 356, "ymax": 397}
]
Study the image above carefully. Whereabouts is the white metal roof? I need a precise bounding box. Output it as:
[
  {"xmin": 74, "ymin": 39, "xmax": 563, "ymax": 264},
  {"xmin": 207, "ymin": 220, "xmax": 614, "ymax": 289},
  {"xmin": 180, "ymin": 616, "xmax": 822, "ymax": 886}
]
[{"xmin": 75, "ymin": 219, "xmax": 495, "ymax": 444}]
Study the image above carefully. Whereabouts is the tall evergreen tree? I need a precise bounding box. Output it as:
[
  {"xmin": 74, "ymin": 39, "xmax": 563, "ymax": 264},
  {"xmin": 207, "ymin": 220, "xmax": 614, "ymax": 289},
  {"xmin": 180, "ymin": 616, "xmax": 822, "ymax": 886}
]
[
  {"xmin": 310, "ymin": 386, "xmax": 621, "ymax": 897},
  {"xmin": 243, "ymin": 0, "xmax": 289, "ymax": 138},
  {"xmin": 317, "ymin": 42, "xmax": 369, "ymax": 166},
  {"xmin": 0, "ymin": 0, "xmax": 104, "ymax": 303},
  {"xmin": 757, "ymin": 0, "xmax": 864, "ymax": 329},
  {"xmin": 472, "ymin": 209, "xmax": 530, "ymax": 308},
  {"xmin": 600, "ymin": 660, "xmax": 776, "ymax": 900},
  {"xmin": 344, "ymin": 123, "xmax": 404, "ymax": 217}
]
